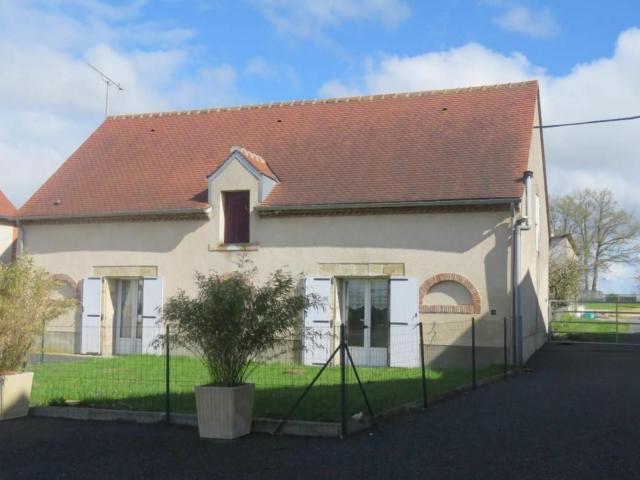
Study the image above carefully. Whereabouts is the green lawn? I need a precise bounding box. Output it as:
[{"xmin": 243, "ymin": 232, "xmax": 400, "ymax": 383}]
[
  {"xmin": 550, "ymin": 313, "xmax": 631, "ymax": 342},
  {"xmin": 583, "ymin": 303, "xmax": 640, "ymax": 312},
  {"xmin": 27, "ymin": 355, "xmax": 504, "ymax": 422}
]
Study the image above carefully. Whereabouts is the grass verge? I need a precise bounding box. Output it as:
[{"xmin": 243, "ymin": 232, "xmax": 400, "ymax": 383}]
[{"xmin": 551, "ymin": 314, "xmax": 631, "ymax": 343}]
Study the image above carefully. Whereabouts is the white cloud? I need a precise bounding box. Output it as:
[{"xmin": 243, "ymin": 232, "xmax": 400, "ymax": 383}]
[
  {"xmin": 0, "ymin": 0, "xmax": 241, "ymax": 207},
  {"xmin": 493, "ymin": 5, "xmax": 559, "ymax": 39},
  {"xmin": 367, "ymin": 43, "xmax": 543, "ymax": 93},
  {"xmin": 317, "ymin": 79, "xmax": 362, "ymax": 98},
  {"xmin": 318, "ymin": 27, "xmax": 640, "ymax": 290},
  {"xmin": 244, "ymin": 57, "xmax": 299, "ymax": 86},
  {"xmin": 318, "ymin": 42, "xmax": 544, "ymax": 97},
  {"xmin": 254, "ymin": 0, "xmax": 411, "ymax": 38}
]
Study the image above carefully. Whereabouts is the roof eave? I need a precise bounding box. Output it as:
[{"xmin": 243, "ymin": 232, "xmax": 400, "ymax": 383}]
[
  {"xmin": 18, "ymin": 207, "xmax": 210, "ymax": 222},
  {"xmin": 256, "ymin": 197, "xmax": 520, "ymax": 215}
]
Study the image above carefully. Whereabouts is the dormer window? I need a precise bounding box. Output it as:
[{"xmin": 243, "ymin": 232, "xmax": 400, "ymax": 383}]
[
  {"xmin": 207, "ymin": 146, "xmax": 278, "ymax": 248},
  {"xmin": 223, "ymin": 191, "xmax": 250, "ymax": 244}
]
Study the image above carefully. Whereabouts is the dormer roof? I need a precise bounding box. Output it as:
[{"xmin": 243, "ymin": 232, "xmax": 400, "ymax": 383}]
[{"xmin": 208, "ymin": 146, "xmax": 278, "ymax": 182}]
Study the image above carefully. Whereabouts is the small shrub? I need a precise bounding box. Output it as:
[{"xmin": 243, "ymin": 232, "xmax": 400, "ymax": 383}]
[
  {"xmin": 0, "ymin": 255, "xmax": 75, "ymax": 374},
  {"xmin": 159, "ymin": 266, "xmax": 319, "ymax": 386}
]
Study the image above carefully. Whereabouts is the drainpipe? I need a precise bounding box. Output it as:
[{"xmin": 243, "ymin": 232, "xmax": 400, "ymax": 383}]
[
  {"xmin": 522, "ymin": 170, "xmax": 534, "ymax": 229},
  {"xmin": 512, "ymin": 216, "xmax": 524, "ymax": 366},
  {"xmin": 511, "ymin": 171, "xmax": 534, "ymax": 366},
  {"xmin": 510, "ymin": 203, "xmax": 517, "ymax": 365}
]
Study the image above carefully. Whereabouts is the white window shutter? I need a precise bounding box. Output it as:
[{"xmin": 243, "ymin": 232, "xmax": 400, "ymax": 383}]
[
  {"xmin": 81, "ymin": 277, "xmax": 102, "ymax": 354},
  {"xmin": 142, "ymin": 277, "xmax": 163, "ymax": 354},
  {"xmin": 389, "ymin": 277, "xmax": 420, "ymax": 367},
  {"xmin": 303, "ymin": 277, "xmax": 332, "ymax": 365}
]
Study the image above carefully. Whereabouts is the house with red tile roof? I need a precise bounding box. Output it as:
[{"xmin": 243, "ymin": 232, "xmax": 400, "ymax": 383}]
[
  {"xmin": 0, "ymin": 189, "xmax": 17, "ymax": 264},
  {"xmin": 17, "ymin": 80, "xmax": 549, "ymax": 366}
]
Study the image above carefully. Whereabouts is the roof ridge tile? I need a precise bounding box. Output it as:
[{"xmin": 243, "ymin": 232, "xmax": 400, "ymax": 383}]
[{"xmin": 108, "ymin": 80, "xmax": 538, "ymax": 120}]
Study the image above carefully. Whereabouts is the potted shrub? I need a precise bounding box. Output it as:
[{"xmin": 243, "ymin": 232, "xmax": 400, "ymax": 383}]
[
  {"xmin": 0, "ymin": 255, "xmax": 74, "ymax": 420},
  {"xmin": 161, "ymin": 266, "xmax": 318, "ymax": 439}
]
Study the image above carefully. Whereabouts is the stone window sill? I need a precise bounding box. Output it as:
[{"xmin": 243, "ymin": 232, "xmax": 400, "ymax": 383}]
[{"xmin": 208, "ymin": 243, "xmax": 260, "ymax": 252}]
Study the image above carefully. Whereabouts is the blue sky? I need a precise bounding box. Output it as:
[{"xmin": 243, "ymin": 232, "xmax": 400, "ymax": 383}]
[
  {"xmin": 0, "ymin": 0, "xmax": 639, "ymax": 292},
  {"xmin": 35, "ymin": 0, "xmax": 638, "ymax": 104}
]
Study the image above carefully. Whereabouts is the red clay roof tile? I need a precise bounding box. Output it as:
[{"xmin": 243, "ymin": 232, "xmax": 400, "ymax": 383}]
[
  {"xmin": 210, "ymin": 146, "xmax": 278, "ymax": 181},
  {"xmin": 19, "ymin": 81, "xmax": 539, "ymax": 218},
  {"xmin": 0, "ymin": 189, "xmax": 16, "ymax": 219}
]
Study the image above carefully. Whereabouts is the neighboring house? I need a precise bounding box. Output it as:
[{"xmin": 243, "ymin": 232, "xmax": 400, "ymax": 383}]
[
  {"xmin": 550, "ymin": 234, "xmax": 578, "ymax": 263},
  {"xmin": 0, "ymin": 188, "xmax": 17, "ymax": 264},
  {"xmin": 16, "ymin": 80, "xmax": 549, "ymax": 366}
]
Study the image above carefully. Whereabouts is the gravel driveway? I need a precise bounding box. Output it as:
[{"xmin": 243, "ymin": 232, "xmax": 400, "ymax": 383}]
[{"xmin": 2, "ymin": 342, "xmax": 640, "ymax": 480}]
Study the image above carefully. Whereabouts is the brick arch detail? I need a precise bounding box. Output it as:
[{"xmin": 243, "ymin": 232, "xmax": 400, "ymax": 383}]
[
  {"xmin": 51, "ymin": 273, "xmax": 81, "ymax": 300},
  {"xmin": 419, "ymin": 273, "xmax": 481, "ymax": 314}
]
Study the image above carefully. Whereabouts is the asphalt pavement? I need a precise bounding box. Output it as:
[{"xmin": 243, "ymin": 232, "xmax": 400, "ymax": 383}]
[{"xmin": 2, "ymin": 342, "xmax": 640, "ymax": 480}]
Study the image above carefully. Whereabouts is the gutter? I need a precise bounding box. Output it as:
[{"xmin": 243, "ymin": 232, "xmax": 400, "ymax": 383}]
[
  {"xmin": 256, "ymin": 197, "xmax": 519, "ymax": 214},
  {"xmin": 17, "ymin": 206, "xmax": 211, "ymax": 223},
  {"xmin": 536, "ymin": 88, "xmax": 552, "ymax": 237}
]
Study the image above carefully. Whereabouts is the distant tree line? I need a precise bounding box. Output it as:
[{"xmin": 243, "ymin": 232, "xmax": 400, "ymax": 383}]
[{"xmin": 550, "ymin": 188, "xmax": 640, "ymax": 296}]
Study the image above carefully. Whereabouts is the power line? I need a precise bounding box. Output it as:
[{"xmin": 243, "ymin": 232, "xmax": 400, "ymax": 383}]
[{"xmin": 536, "ymin": 114, "xmax": 640, "ymax": 129}]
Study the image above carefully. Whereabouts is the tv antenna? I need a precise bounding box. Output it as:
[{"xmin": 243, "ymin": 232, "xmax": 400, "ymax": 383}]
[{"xmin": 87, "ymin": 63, "xmax": 124, "ymax": 117}]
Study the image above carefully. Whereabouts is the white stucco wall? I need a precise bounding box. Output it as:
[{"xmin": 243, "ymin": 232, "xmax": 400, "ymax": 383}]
[
  {"xmin": 0, "ymin": 221, "xmax": 15, "ymax": 264},
  {"xmin": 519, "ymin": 99, "xmax": 550, "ymax": 362},
  {"xmin": 550, "ymin": 237, "xmax": 577, "ymax": 263},
  {"xmin": 23, "ymin": 198, "xmax": 514, "ymax": 360},
  {"xmin": 24, "ymin": 210, "xmax": 513, "ymax": 311}
]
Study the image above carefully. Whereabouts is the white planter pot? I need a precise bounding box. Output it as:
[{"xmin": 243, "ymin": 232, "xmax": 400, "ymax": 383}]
[
  {"xmin": 194, "ymin": 383, "xmax": 255, "ymax": 439},
  {"xmin": 0, "ymin": 372, "xmax": 34, "ymax": 420}
]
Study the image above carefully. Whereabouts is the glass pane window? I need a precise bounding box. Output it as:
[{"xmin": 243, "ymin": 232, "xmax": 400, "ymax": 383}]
[
  {"xmin": 345, "ymin": 279, "xmax": 390, "ymax": 349},
  {"xmin": 370, "ymin": 280, "xmax": 390, "ymax": 348},
  {"xmin": 119, "ymin": 280, "xmax": 135, "ymax": 339},
  {"xmin": 346, "ymin": 280, "xmax": 366, "ymax": 347}
]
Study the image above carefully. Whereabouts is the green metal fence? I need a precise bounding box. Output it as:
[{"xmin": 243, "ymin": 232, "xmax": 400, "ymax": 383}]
[
  {"xmin": 26, "ymin": 317, "xmax": 510, "ymax": 436},
  {"xmin": 550, "ymin": 300, "xmax": 640, "ymax": 345}
]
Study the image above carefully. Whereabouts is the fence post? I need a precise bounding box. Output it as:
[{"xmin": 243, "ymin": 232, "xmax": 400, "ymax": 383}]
[
  {"xmin": 419, "ymin": 322, "xmax": 428, "ymax": 409},
  {"xmin": 471, "ymin": 317, "xmax": 476, "ymax": 391},
  {"xmin": 40, "ymin": 326, "xmax": 45, "ymax": 365},
  {"xmin": 616, "ymin": 300, "xmax": 618, "ymax": 343},
  {"xmin": 503, "ymin": 317, "xmax": 508, "ymax": 381},
  {"xmin": 275, "ymin": 343, "xmax": 342, "ymax": 435},
  {"xmin": 165, "ymin": 323, "xmax": 170, "ymax": 425},
  {"xmin": 340, "ymin": 323, "xmax": 347, "ymax": 439}
]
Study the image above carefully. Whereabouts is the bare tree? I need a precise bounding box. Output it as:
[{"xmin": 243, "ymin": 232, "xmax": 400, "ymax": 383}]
[{"xmin": 551, "ymin": 189, "xmax": 640, "ymax": 292}]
